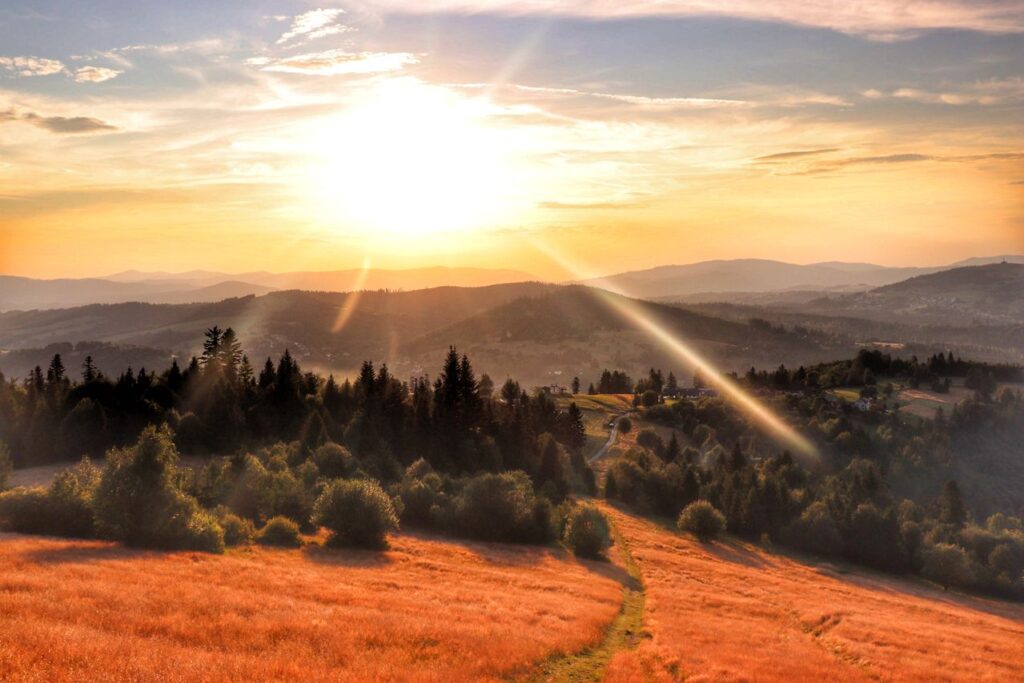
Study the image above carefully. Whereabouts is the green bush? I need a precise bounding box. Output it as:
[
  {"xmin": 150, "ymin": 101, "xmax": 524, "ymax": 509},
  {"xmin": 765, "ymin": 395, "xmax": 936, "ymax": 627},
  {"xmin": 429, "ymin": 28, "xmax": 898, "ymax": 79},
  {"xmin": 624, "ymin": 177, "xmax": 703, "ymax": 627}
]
[
  {"xmin": 781, "ymin": 502, "xmax": 843, "ymax": 556},
  {"xmin": 256, "ymin": 515, "xmax": 302, "ymax": 547},
  {"xmin": 0, "ymin": 457, "xmax": 100, "ymax": 538},
  {"xmin": 921, "ymin": 542, "xmax": 975, "ymax": 590},
  {"xmin": 93, "ymin": 425, "xmax": 224, "ymax": 552},
  {"xmin": 454, "ymin": 471, "xmax": 554, "ymax": 544},
  {"xmin": 0, "ymin": 440, "xmax": 11, "ymax": 491},
  {"xmin": 313, "ymin": 442, "xmax": 356, "ymax": 479},
  {"xmin": 397, "ymin": 473, "xmax": 443, "ymax": 527},
  {"xmin": 677, "ymin": 500, "xmax": 726, "ymax": 542},
  {"xmin": 220, "ymin": 513, "xmax": 256, "ymax": 546},
  {"xmin": 617, "ymin": 416, "xmax": 632, "ymax": 434},
  {"xmin": 563, "ymin": 503, "xmax": 611, "ymax": 559},
  {"xmin": 0, "ymin": 488, "xmax": 48, "ymax": 534},
  {"xmin": 313, "ymin": 479, "xmax": 398, "ymax": 549}
]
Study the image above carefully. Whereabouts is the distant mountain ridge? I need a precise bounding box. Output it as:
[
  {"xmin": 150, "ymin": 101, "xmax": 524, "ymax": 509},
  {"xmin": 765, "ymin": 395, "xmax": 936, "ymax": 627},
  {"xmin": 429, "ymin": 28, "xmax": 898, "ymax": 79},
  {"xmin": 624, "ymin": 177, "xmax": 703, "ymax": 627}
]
[
  {"xmin": 585, "ymin": 255, "xmax": 1024, "ymax": 299},
  {"xmin": 0, "ymin": 267, "xmax": 539, "ymax": 312}
]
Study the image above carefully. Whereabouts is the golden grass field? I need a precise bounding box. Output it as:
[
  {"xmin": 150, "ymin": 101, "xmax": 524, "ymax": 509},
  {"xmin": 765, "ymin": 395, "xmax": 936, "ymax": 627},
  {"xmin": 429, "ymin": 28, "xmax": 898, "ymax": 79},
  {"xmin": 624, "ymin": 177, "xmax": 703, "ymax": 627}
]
[
  {"xmin": 0, "ymin": 531, "xmax": 623, "ymax": 683},
  {"xmin": 602, "ymin": 506, "xmax": 1024, "ymax": 682}
]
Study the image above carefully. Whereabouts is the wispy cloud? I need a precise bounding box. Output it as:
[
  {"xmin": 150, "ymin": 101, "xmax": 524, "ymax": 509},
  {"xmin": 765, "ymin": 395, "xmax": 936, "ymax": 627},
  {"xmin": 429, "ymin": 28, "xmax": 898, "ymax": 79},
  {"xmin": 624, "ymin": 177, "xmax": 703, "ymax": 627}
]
[
  {"xmin": 277, "ymin": 8, "xmax": 351, "ymax": 45},
  {"xmin": 862, "ymin": 78, "xmax": 1024, "ymax": 105},
  {"xmin": 73, "ymin": 66, "xmax": 123, "ymax": 83},
  {"xmin": 255, "ymin": 49, "xmax": 419, "ymax": 76},
  {"xmin": 362, "ymin": 1, "xmax": 1024, "ymax": 39},
  {"xmin": 0, "ymin": 109, "xmax": 117, "ymax": 134},
  {"xmin": 755, "ymin": 148, "xmax": 840, "ymax": 161},
  {"xmin": 0, "ymin": 55, "xmax": 65, "ymax": 77}
]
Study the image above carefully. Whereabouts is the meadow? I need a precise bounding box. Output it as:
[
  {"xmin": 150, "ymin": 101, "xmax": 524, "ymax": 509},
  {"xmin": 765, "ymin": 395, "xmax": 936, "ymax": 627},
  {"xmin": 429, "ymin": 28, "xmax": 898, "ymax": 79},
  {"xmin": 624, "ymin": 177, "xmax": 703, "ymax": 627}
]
[
  {"xmin": 0, "ymin": 531, "xmax": 623, "ymax": 682},
  {"xmin": 603, "ymin": 506, "xmax": 1024, "ymax": 682}
]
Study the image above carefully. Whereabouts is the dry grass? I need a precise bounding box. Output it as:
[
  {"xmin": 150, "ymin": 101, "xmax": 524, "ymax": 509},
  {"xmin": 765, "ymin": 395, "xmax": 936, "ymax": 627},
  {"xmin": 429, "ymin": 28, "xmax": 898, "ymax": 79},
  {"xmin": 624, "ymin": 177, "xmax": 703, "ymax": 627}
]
[
  {"xmin": 0, "ymin": 531, "xmax": 623, "ymax": 682},
  {"xmin": 602, "ymin": 506, "xmax": 1024, "ymax": 682}
]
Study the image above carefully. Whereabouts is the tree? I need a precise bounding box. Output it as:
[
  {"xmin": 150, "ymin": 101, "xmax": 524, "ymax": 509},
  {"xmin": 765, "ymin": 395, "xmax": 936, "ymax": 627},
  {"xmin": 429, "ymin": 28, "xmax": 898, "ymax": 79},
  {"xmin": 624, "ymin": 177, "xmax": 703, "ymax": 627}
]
[
  {"xmin": 561, "ymin": 403, "xmax": 587, "ymax": 454},
  {"xmin": 200, "ymin": 326, "xmax": 224, "ymax": 371},
  {"xmin": 313, "ymin": 479, "xmax": 398, "ymax": 549},
  {"xmin": 938, "ymin": 480, "xmax": 967, "ymax": 527},
  {"xmin": 921, "ymin": 543, "xmax": 974, "ymax": 590},
  {"xmin": 81, "ymin": 355, "xmax": 98, "ymax": 383},
  {"xmin": 0, "ymin": 440, "xmax": 10, "ymax": 491},
  {"xmin": 572, "ymin": 376, "xmax": 581, "ymax": 395},
  {"xmin": 93, "ymin": 425, "xmax": 223, "ymax": 552},
  {"xmin": 479, "ymin": 373, "xmax": 494, "ymax": 399},
  {"xmin": 678, "ymin": 501, "xmax": 725, "ymax": 542},
  {"xmin": 563, "ymin": 503, "xmax": 611, "ymax": 559}
]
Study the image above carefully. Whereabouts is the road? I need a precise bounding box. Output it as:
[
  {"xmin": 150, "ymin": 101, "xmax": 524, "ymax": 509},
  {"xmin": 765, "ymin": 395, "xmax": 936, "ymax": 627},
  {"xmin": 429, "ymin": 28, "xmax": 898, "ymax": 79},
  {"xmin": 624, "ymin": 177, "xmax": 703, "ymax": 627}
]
[{"xmin": 589, "ymin": 417, "xmax": 623, "ymax": 463}]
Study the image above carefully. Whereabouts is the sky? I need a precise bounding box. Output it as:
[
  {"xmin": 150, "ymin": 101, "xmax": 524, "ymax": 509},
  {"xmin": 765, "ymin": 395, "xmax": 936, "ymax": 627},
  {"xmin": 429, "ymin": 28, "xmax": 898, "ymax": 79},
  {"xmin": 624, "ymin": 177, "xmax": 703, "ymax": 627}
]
[{"xmin": 0, "ymin": 0, "xmax": 1022, "ymax": 279}]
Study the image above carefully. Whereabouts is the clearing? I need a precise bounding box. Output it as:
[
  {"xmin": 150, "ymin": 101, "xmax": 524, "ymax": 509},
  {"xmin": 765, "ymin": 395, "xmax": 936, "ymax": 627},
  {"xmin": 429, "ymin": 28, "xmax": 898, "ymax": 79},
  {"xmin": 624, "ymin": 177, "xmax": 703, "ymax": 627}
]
[
  {"xmin": 0, "ymin": 531, "xmax": 623, "ymax": 682},
  {"xmin": 602, "ymin": 505, "xmax": 1024, "ymax": 682}
]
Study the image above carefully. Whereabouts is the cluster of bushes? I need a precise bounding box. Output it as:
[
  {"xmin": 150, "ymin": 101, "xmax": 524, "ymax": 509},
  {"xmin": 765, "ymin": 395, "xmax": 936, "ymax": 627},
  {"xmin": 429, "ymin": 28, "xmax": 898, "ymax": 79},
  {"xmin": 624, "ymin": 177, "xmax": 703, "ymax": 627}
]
[
  {"xmin": 0, "ymin": 424, "xmax": 613, "ymax": 560},
  {"xmin": 0, "ymin": 427, "xmax": 225, "ymax": 552},
  {"xmin": 607, "ymin": 414, "xmax": 1024, "ymax": 598}
]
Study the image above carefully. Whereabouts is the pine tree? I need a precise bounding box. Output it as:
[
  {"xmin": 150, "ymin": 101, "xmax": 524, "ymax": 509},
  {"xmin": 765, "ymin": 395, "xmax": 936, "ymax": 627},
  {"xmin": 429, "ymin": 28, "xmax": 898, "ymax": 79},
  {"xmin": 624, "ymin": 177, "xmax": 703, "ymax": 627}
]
[
  {"xmin": 82, "ymin": 355, "xmax": 98, "ymax": 383},
  {"xmin": 258, "ymin": 357, "xmax": 276, "ymax": 389},
  {"xmin": 665, "ymin": 431, "xmax": 681, "ymax": 463},
  {"xmin": 938, "ymin": 480, "xmax": 967, "ymax": 527},
  {"xmin": 571, "ymin": 376, "xmax": 580, "ymax": 395}
]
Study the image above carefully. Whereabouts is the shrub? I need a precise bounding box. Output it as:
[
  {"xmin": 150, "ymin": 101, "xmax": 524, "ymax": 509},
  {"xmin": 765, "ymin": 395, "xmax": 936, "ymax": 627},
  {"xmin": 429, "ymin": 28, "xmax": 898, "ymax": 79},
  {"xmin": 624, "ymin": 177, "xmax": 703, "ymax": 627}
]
[
  {"xmin": 220, "ymin": 513, "xmax": 256, "ymax": 546},
  {"xmin": 397, "ymin": 473, "xmax": 443, "ymax": 527},
  {"xmin": 0, "ymin": 440, "xmax": 11, "ymax": 490},
  {"xmin": 313, "ymin": 442, "xmax": 356, "ymax": 479},
  {"xmin": 256, "ymin": 515, "xmax": 302, "ymax": 548},
  {"xmin": 0, "ymin": 458, "xmax": 100, "ymax": 538},
  {"xmin": 93, "ymin": 425, "xmax": 224, "ymax": 552},
  {"xmin": 454, "ymin": 471, "xmax": 554, "ymax": 544},
  {"xmin": 313, "ymin": 479, "xmax": 398, "ymax": 549},
  {"xmin": 636, "ymin": 429, "xmax": 664, "ymax": 455},
  {"xmin": 921, "ymin": 543, "xmax": 975, "ymax": 590},
  {"xmin": 677, "ymin": 500, "xmax": 726, "ymax": 542},
  {"xmin": 563, "ymin": 503, "xmax": 611, "ymax": 559},
  {"xmin": 780, "ymin": 502, "xmax": 843, "ymax": 556},
  {"xmin": 0, "ymin": 488, "xmax": 49, "ymax": 534},
  {"xmin": 617, "ymin": 416, "xmax": 632, "ymax": 434}
]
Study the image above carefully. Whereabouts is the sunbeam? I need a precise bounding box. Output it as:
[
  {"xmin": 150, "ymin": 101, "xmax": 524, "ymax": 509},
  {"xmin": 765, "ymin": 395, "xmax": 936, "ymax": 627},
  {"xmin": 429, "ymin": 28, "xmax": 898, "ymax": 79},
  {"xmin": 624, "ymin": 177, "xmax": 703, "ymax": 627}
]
[{"xmin": 532, "ymin": 239, "xmax": 817, "ymax": 457}]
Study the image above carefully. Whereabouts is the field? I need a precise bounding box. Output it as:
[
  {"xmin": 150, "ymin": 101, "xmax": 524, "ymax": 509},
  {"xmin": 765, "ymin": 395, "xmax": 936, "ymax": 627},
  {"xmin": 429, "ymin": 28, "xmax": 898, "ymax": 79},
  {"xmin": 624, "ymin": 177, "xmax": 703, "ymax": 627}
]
[
  {"xmin": 602, "ymin": 506, "xmax": 1024, "ymax": 682},
  {"xmin": 0, "ymin": 531, "xmax": 623, "ymax": 683},
  {"xmin": 896, "ymin": 385, "xmax": 976, "ymax": 419}
]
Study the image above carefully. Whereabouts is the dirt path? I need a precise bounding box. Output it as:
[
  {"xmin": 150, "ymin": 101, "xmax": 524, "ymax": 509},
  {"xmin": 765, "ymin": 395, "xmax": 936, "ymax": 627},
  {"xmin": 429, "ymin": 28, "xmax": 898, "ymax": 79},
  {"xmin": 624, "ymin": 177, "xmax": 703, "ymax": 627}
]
[
  {"xmin": 589, "ymin": 420, "xmax": 621, "ymax": 463},
  {"xmin": 526, "ymin": 515, "xmax": 646, "ymax": 682}
]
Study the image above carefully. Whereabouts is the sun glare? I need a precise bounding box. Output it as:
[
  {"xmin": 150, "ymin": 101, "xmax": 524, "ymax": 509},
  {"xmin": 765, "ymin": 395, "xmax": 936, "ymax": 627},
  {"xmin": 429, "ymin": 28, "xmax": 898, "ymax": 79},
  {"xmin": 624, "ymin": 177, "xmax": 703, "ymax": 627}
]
[{"xmin": 308, "ymin": 79, "xmax": 522, "ymax": 238}]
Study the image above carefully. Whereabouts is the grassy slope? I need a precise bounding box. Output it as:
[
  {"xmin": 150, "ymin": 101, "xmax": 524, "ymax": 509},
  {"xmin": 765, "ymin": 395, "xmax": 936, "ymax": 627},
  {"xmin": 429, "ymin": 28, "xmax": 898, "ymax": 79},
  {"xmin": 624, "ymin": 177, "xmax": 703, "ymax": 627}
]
[
  {"xmin": 0, "ymin": 531, "xmax": 622, "ymax": 683},
  {"xmin": 602, "ymin": 506, "xmax": 1024, "ymax": 682}
]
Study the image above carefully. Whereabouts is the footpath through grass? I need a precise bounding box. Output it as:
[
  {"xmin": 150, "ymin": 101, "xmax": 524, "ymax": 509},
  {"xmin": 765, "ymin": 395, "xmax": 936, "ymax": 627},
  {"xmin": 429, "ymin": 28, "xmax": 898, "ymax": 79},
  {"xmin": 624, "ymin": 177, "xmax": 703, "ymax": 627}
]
[{"xmin": 526, "ymin": 516, "xmax": 646, "ymax": 683}]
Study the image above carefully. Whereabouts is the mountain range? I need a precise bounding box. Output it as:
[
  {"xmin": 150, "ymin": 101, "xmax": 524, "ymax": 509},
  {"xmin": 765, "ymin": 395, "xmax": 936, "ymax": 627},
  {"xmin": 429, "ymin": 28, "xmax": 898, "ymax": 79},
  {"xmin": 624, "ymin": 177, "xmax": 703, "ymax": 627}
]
[{"xmin": 2, "ymin": 256, "xmax": 1021, "ymax": 313}]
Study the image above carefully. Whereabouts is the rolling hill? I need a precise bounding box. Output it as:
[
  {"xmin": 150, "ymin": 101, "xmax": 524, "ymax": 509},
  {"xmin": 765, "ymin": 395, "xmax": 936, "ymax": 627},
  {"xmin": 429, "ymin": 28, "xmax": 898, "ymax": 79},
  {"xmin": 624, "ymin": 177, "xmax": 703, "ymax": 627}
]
[
  {"xmin": 0, "ymin": 283, "xmax": 848, "ymax": 386},
  {"xmin": 0, "ymin": 267, "xmax": 539, "ymax": 312},
  {"xmin": 586, "ymin": 255, "xmax": 1024, "ymax": 300}
]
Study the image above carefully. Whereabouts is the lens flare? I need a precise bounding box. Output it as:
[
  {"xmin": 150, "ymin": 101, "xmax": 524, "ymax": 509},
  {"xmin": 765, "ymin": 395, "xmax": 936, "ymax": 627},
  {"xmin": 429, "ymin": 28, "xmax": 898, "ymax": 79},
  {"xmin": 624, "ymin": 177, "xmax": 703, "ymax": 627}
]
[
  {"xmin": 331, "ymin": 256, "xmax": 373, "ymax": 333},
  {"xmin": 534, "ymin": 241, "xmax": 816, "ymax": 457}
]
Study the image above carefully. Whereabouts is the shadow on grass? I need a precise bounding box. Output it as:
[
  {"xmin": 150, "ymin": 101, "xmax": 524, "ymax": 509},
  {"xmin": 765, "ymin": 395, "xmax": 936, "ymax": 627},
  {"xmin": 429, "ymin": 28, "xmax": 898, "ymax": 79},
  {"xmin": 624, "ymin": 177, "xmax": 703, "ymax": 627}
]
[{"xmin": 302, "ymin": 543, "xmax": 393, "ymax": 568}]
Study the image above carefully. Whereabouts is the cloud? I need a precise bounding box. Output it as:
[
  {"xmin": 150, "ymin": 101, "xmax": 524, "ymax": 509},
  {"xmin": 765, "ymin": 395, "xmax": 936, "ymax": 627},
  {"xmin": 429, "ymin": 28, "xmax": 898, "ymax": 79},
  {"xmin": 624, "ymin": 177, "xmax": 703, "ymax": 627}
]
[
  {"xmin": 256, "ymin": 49, "xmax": 419, "ymax": 75},
  {"xmin": 0, "ymin": 55, "xmax": 66, "ymax": 77},
  {"xmin": 1, "ymin": 109, "xmax": 117, "ymax": 134},
  {"xmin": 862, "ymin": 78, "xmax": 1024, "ymax": 106},
  {"xmin": 73, "ymin": 66, "xmax": 123, "ymax": 83},
  {"xmin": 755, "ymin": 148, "xmax": 840, "ymax": 161},
  {"xmin": 277, "ymin": 8, "xmax": 351, "ymax": 44},
  {"xmin": 538, "ymin": 199, "xmax": 650, "ymax": 210},
  {"xmin": 362, "ymin": 1, "xmax": 1024, "ymax": 39}
]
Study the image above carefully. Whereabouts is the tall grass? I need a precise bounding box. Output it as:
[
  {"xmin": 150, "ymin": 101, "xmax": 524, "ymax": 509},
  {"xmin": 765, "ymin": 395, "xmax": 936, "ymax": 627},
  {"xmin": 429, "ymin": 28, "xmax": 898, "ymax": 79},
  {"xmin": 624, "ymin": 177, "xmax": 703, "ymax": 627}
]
[
  {"xmin": 0, "ymin": 531, "xmax": 621, "ymax": 682},
  {"xmin": 602, "ymin": 506, "xmax": 1024, "ymax": 682}
]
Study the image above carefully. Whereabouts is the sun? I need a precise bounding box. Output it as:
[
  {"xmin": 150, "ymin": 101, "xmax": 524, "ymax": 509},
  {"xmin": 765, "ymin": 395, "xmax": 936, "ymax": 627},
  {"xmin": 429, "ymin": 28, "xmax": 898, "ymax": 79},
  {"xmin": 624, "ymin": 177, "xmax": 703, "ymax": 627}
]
[{"xmin": 307, "ymin": 79, "xmax": 523, "ymax": 238}]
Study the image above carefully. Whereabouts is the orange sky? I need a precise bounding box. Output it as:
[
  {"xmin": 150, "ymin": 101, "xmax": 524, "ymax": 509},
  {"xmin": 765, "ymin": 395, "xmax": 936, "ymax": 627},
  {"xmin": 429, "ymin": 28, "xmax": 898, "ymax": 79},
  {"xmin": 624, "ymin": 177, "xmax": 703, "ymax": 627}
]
[{"xmin": 1, "ymin": 3, "xmax": 1022, "ymax": 279}]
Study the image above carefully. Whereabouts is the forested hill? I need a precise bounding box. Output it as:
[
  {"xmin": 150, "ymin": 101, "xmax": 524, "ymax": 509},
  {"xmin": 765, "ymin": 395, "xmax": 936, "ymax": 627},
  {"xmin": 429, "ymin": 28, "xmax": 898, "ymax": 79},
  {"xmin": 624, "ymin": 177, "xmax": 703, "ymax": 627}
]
[
  {"xmin": 807, "ymin": 263, "xmax": 1024, "ymax": 325},
  {"xmin": 0, "ymin": 283, "xmax": 850, "ymax": 384}
]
